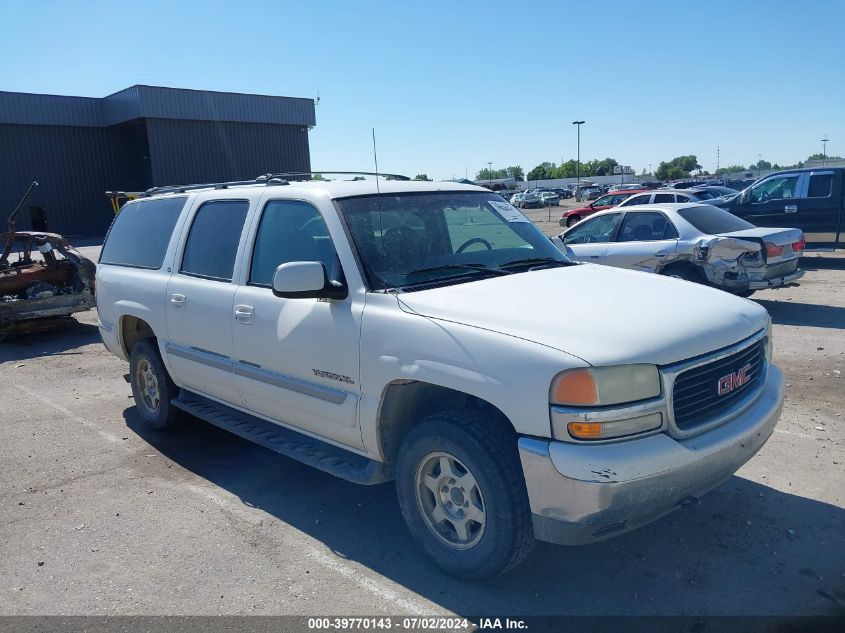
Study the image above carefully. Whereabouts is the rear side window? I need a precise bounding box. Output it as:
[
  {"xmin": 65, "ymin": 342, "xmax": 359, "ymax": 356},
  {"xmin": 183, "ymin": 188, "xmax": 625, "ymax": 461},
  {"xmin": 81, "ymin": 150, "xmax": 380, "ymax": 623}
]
[
  {"xmin": 678, "ymin": 205, "xmax": 755, "ymax": 234},
  {"xmin": 807, "ymin": 174, "xmax": 833, "ymax": 198},
  {"xmin": 620, "ymin": 194, "xmax": 650, "ymax": 206},
  {"xmin": 180, "ymin": 200, "xmax": 249, "ymax": 282},
  {"xmin": 100, "ymin": 197, "xmax": 186, "ymax": 269},
  {"xmin": 653, "ymin": 193, "xmax": 674, "ymax": 203}
]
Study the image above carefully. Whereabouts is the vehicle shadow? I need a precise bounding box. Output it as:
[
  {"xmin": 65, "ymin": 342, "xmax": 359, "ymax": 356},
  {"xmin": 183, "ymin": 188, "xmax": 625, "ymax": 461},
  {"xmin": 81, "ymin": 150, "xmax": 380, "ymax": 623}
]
[
  {"xmin": 0, "ymin": 318, "xmax": 100, "ymax": 362},
  {"xmin": 756, "ymin": 299, "xmax": 845, "ymax": 330},
  {"xmin": 124, "ymin": 408, "xmax": 845, "ymax": 617},
  {"xmin": 799, "ymin": 256, "xmax": 845, "ymax": 271}
]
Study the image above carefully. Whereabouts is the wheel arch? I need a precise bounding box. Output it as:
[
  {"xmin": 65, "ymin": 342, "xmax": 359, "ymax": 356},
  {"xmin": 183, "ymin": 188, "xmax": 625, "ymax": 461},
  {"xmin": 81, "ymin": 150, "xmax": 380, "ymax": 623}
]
[
  {"xmin": 119, "ymin": 314, "xmax": 157, "ymax": 358},
  {"xmin": 375, "ymin": 380, "xmax": 515, "ymax": 472}
]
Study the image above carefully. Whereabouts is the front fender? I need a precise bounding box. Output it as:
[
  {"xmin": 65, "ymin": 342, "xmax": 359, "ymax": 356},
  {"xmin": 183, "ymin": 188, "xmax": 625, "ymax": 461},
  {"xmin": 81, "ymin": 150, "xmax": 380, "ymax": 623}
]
[{"xmin": 358, "ymin": 294, "xmax": 587, "ymax": 456}]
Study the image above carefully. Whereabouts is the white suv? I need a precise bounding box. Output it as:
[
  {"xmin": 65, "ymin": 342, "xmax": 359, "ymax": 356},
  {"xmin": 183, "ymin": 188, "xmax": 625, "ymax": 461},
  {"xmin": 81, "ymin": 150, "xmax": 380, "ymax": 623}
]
[{"xmin": 97, "ymin": 174, "xmax": 785, "ymax": 579}]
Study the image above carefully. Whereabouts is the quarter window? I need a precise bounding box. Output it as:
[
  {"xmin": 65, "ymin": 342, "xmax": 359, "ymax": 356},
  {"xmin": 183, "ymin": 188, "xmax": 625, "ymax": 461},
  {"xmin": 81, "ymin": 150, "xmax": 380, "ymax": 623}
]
[
  {"xmin": 249, "ymin": 200, "xmax": 339, "ymax": 286},
  {"xmin": 807, "ymin": 174, "xmax": 833, "ymax": 198},
  {"xmin": 100, "ymin": 197, "xmax": 186, "ymax": 269},
  {"xmin": 617, "ymin": 212, "xmax": 678, "ymax": 242},
  {"xmin": 653, "ymin": 193, "xmax": 674, "ymax": 203},
  {"xmin": 180, "ymin": 200, "xmax": 249, "ymax": 282}
]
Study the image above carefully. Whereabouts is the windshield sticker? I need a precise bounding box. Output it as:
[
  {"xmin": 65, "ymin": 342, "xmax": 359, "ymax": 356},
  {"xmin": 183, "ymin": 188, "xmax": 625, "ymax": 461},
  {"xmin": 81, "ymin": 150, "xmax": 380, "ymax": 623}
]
[{"xmin": 488, "ymin": 200, "xmax": 530, "ymax": 223}]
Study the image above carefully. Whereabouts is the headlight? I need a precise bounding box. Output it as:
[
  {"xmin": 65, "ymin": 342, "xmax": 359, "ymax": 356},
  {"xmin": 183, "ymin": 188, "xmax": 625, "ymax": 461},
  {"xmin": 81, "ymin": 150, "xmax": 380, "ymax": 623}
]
[{"xmin": 550, "ymin": 365, "xmax": 661, "ymax": 406}]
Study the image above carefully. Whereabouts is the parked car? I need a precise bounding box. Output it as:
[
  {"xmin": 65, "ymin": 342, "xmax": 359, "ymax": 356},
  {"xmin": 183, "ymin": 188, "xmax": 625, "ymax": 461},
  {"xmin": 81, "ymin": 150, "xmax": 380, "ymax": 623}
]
[
  {"xmin": 712, "ymin": 167, "xmax": 844, "ymax": 249},
  {"xmin": 97, "ymin": 176, "xmax": 785, "ymax": 579},
  {"xmin": 515, "ymin": 191, "xmax": 543, "ymax": 208},
  {"xmin": 559, "ymin": 190, "xmax": 648, "ymax": 227},
  {"xmin": 572, "ymin": 183, "xmax": 598, "ymax": 201},
  {"xmin": 576, "ymin": 187, "xmax": 603, "ymax": 202},
  {"xmin": 640, "ymin": 181, "xmax": 664, "ymax": 190},
  {"xmin": 539, "ymin": 191, "xmax": 560, "ymax": 206},
  {"xmin": 554, "ymin": 203, "xmax": 805, "ymax": 297},
  {"xmin": 617, "ymin": 190, "xmax": 703, "ymax": 207},
  {"xmin": 552, "ymin": 187, "xmax": 572, "ymax": 199},
  {"xmin": 669, "ymin": 180, "xmax": 706, "ymax": 189}
]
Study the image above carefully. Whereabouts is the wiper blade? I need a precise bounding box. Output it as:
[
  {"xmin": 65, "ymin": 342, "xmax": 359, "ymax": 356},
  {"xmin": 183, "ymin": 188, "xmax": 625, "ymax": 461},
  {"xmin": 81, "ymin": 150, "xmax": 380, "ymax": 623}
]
[
  {"xmin": 500, "ymin": 257, "xmax": 571, "ymax": 269},
  {"xmin": 405, "ymin": 263, "xmax": 512, "ymax": 277}
]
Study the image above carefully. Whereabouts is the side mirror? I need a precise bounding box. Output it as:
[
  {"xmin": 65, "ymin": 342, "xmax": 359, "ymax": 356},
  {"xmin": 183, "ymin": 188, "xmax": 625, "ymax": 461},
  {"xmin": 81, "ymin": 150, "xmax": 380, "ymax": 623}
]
[{"xmin": 272, "ymin": 261, "xmax": 347, "ymax": 300}]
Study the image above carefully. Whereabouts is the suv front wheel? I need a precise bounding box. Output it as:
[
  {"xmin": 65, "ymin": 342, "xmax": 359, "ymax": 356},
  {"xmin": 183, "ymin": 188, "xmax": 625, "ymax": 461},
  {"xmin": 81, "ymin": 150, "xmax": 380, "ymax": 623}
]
[
  {"xmin": 129, "ymin": 339, "xmax": 179, "ymax": 430},
  {"xmin": 395, "ymin": 410, "xmax": 534, "ymax": 579}
]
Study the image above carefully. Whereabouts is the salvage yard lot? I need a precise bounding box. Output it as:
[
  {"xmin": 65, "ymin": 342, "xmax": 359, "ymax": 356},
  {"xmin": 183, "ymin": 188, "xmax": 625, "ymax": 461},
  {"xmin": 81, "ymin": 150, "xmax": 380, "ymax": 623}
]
[{"xmin": 0, "ymin": 241, "xmax": 843, "ymax": 617}]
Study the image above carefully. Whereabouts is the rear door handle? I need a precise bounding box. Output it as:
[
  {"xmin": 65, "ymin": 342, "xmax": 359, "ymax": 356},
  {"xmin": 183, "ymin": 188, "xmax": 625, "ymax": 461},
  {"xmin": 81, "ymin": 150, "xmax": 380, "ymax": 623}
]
[
  {"xmin": 784, "ymin": 204, "xmax": 798, "ymax": 214},
  {"xmin": 655, "ymin": 251, "xmax": 668, "ymax": 258},
  {"xmin": 590, "ymin": 253, "xmax": 601, "ymax": 258},
  {"xmin": 234, "ymin": 305, "xmax": 254, "ymax": 325},
  {"xmin": 170, "ymin": 294, "xmax": 186, "ymax": 309}
]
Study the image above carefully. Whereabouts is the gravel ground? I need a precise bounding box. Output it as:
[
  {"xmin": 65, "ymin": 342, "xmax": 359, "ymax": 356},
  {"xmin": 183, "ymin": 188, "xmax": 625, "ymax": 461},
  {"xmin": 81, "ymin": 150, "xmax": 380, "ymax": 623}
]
[{"xmin": 0, "ymin": 239, "xmax": 843, "ymax": 617}]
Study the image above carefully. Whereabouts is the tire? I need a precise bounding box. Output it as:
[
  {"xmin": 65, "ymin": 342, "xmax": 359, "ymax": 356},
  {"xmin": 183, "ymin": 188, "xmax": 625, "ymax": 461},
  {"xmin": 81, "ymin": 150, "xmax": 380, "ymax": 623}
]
[
  {"xmin": 129, "ymin": 339, "xmax": 179, "ymax": 430},
  {"xmin": 565, "ymin": 215, "xmax": 581, "ymax": 227},
  {"xmin": 659, "ymin": 265, "xmax": 702, "ymax": 283},
  {"xmin": 395, "ymin": 409, "xmax": 535, "ymax": 579},
  {"xmin": 729, "ymin": 289, "xmax": 756, "ymax": 298}
]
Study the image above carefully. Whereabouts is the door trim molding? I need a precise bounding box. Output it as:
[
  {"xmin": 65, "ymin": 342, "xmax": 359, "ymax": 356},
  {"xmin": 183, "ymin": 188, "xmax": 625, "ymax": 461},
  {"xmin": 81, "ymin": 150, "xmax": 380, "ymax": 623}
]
[{"xmin": 164, "ymin": 342, "xmax": 348, "ymax": 405}]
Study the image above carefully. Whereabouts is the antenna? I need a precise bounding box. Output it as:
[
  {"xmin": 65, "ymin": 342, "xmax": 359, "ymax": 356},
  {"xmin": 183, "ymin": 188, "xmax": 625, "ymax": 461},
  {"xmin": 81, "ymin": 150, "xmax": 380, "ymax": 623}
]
[{"xmin": 372, "ymin": 128, "xmax": 385, "ymax": 272}]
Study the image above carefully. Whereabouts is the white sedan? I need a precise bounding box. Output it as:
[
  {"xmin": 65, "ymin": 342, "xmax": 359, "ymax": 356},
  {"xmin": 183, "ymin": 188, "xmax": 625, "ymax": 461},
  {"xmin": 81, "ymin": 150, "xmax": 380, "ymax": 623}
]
[{"xmin": 552, "ymin": 203, "xmax": 805, "ymax": 297}]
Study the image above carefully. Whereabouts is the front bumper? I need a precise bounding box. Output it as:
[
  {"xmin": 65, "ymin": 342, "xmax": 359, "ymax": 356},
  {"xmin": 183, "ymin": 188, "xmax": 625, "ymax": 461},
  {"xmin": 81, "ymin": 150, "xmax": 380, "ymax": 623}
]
[{"xmin": 518, "ymin": 365, "xmax": 784, "ymax": 545}]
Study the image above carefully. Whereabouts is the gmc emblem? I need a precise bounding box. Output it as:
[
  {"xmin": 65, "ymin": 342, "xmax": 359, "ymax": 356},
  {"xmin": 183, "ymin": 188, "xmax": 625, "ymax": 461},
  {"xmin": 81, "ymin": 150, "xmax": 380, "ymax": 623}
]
[{"xmin": 717, "ymin": 363, "xmax": 753, "ymax": 396}]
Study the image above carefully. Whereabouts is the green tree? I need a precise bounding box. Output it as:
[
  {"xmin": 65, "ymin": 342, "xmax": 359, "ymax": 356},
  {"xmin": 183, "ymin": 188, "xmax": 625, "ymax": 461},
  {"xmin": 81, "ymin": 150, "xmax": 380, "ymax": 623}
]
[
  {"xmin": 750, "ymin": 159, "xmax": 772, "ymax": 171},
  {"xmin": 715, "ymin": 164, "xmax": 748, "ymax": 176},
  {"xmin": 311, "ymin": 173, "xmax": 325, "ymax": 181},
  {"xmin": 807, "ymin": 153, "xmax": 842, "ymax": 161},
  {"xmin": 527, "ymin": 162, "xmax": 557, "ymax": 181},
  {"xmin": 413, "ymin": 174, "xmax": 430, "ymax": 181},
  {"xmin": 506, "ymin": 165, "xmax": 525, "ymax": 181},
  {"xmin": 655, "ymin": 155, "xmax": 701, "ymax": 180},
  {"xmin": 475, "ymin": 167, "xmax": 509, "ymax": 181}
]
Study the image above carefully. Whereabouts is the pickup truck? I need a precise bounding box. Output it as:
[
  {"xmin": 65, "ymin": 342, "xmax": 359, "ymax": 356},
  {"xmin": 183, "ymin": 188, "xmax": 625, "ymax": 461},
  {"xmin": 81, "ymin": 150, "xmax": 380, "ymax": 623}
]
[
  {"xmin": 96, "ymin": 175, "xmax": 785, "ymax": 579},
  {"xmin": 715, "ymin": 167, "xmax": 844, "ymax": 249}
]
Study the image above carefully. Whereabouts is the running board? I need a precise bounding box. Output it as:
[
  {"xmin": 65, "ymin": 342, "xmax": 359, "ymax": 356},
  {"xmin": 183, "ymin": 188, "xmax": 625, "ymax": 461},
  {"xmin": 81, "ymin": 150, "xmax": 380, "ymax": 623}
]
[{"xmin": 172, "ymin": 391, "xmax": 391, "ymax": 485}]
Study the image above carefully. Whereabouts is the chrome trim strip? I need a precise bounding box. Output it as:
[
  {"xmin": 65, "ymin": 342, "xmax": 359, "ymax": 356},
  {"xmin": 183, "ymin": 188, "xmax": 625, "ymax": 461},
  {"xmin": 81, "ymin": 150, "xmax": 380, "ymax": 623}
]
[
  {"xmin": 165, "ymin": 343, "xmax": 234, "ymax": 372},
  {"xmin": 234, "ymin": 362, "xmax": 348, "ymax": 405},
  {"xmin": 164, "ymin": 342, "xmax": 349, "ymax": 405},
  {"xmin": 550, "ymin": 398, "xmax": 667, "ymax": 443},
  {"xmin": 662, "ymin": 329, "xmax": 769, "ymax": 439}
]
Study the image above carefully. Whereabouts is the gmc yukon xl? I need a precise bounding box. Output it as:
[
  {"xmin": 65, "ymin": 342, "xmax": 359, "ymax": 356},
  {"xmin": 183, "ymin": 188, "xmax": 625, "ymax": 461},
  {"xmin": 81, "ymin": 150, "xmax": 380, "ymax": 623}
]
[{"xmin": 97, "ymin": 175, "xmax": 785, "ymax": 579}]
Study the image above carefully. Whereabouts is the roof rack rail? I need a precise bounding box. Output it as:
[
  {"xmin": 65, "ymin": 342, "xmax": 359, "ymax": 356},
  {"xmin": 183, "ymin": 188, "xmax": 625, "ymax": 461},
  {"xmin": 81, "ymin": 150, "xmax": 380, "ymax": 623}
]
[
  {"xmin": 258, "ymin": 171, "xmax": 411, "ymax": 181},
  {"xmin": 140, "ymin": 177, "xmax": 282, "ymax": 197},
  {"xmin": 138, "ymin": 171, "xmax": 410, "ymax": 197}
]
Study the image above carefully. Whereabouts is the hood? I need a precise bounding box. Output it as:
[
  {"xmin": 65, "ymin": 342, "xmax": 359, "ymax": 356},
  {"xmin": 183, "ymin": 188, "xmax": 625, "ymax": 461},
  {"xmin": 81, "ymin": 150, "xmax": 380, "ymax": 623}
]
[
  {"xmin": 395, "ymin": 264, "xmax": 768, "ymax": 366},
  {"xmin": 565, "ymin": 204, "xmax": 596, "ymax": 215}
]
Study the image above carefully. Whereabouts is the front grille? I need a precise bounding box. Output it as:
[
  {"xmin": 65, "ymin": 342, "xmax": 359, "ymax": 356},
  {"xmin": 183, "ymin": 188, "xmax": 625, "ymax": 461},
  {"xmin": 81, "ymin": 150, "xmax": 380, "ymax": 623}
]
[{"xmin": 672, "ymin": 339, "xmax": 766, "ymax": 430}]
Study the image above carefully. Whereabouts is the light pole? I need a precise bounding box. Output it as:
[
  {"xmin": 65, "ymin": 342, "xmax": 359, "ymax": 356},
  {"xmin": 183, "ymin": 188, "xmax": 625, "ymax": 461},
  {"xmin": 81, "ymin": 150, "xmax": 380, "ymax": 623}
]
[
  {"xmin": 572, "ymin": 120, "xmax": 585, "ymax": 189},
  {"xmin": 822, "ymin": 137, "xmax": 829, "ymax": 165},
  {"xmin": 487, "ymin": 161, "xmax": 492, "ymax": 187}
]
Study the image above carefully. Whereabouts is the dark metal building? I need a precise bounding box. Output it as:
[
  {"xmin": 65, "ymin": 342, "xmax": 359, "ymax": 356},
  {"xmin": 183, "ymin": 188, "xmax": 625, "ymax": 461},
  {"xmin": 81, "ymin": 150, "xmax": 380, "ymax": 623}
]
[{"xmin": 0, "ymin": 85, "xmax": 316, "ymax": 235}]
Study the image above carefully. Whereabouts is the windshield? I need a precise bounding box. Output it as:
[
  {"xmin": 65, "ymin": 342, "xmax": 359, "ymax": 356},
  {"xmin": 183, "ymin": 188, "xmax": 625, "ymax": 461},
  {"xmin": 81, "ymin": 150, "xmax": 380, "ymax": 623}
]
[
  {"xmin": 337, "ymin": 192, "xmax": 569, "ymax": 290},
  {"xmin": 677, "ymin": 205, "xmax": 755, "ymax": 234}
]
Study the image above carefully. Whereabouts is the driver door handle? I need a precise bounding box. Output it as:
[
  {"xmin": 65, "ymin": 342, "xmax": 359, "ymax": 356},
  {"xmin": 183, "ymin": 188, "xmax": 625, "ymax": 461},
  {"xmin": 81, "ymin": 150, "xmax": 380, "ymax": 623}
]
[
  {"xmin": 784, "ymin": 204, "xmax": 798, "ymax": 214},
  {"xmin": 590, "ymin": 253, "xmax": 601, "ymax": 258},
  {"xmin": 234, "ymin": 305, "xmax": 254, "ymax": 325}
]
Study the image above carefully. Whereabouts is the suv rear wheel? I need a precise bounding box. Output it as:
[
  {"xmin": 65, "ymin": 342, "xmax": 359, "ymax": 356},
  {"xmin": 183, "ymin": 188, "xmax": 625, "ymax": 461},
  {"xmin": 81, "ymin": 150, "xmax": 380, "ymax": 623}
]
[
  {"xmin": 129, "ymin": 339, "xmax": 179, "ymax": 430},
  {"xmin": 395, "ymin": 410, "xmax": 534, "ymax": 579}
]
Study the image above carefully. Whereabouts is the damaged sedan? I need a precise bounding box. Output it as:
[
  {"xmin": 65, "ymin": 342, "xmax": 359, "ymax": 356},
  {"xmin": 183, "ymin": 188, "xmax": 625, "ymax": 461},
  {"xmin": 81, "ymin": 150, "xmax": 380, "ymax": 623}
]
[{"xmin": 553, "ymin": 203, "xmax": 805, "ymax": 297}]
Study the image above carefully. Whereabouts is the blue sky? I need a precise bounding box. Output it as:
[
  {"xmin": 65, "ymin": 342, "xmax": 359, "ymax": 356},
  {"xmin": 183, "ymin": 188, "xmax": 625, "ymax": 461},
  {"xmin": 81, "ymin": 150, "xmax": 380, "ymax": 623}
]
[{"xmin": 2, "ymin": 0, "xmax": 843, "ymax": 180}]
